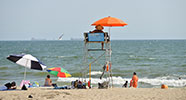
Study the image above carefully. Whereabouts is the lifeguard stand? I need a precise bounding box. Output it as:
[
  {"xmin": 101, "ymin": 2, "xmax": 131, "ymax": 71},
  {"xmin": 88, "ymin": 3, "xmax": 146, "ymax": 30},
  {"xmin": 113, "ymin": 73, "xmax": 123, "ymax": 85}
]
[{"xmin": 83, "ymin": 32, "xmax": 113, "ymax": 88}]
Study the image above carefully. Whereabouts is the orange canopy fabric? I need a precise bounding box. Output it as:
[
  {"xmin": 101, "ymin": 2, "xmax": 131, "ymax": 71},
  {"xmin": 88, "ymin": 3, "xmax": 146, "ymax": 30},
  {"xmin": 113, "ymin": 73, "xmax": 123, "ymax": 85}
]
[{"xmin": 91, "ymin": 16, "xmax": 128, "ymax": 27}]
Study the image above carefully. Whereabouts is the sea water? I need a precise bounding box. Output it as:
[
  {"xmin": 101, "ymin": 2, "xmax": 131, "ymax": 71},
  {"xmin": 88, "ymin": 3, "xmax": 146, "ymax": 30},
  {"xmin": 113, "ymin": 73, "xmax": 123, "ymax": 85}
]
[{"xmin": 0, "ymin": 40, "xmax": 186, "ymax": 88}]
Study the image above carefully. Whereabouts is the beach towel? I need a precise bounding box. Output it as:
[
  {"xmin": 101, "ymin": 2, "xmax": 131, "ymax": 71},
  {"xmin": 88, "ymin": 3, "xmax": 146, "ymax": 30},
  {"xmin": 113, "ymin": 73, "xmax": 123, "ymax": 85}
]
[
  {"xmin": 52, "ymin": 84, "xmax": 71, "ymax": 89},
  {"xmin": 20, "ymin": 80, "xmax": 30, "ymax": 88},
  {"xmin": 0, "ymin": 86, "xmax": 7, "ymax": 91},
  {"xmin": 0, "ymin": 86, "xmax": 18, "ymax": 91}
]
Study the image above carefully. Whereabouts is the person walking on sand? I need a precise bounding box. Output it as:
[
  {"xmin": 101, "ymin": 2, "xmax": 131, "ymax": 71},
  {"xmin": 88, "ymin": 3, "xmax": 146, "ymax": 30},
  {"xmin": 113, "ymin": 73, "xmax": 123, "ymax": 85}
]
[
  {"xmin": 130, "ymin": 72, "xmax": 138, "ymax": 88},
  {"xmin": 44, "ymin": 75, "xmax": 52, "ymax": 86}
]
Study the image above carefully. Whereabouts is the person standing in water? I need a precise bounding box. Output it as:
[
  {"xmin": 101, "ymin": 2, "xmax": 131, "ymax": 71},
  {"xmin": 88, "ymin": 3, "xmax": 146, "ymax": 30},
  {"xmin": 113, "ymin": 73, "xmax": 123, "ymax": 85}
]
[{"xmin": 130, "ymin": 72, "xmax": 138, "ymax": 88}]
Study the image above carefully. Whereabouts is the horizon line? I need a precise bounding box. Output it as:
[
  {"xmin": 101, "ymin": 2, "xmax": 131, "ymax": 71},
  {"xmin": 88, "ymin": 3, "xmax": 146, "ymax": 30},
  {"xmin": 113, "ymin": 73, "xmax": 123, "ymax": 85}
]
[{"xmin": 0, "ymin": 38, "xmax": 186, "ymax": 41}]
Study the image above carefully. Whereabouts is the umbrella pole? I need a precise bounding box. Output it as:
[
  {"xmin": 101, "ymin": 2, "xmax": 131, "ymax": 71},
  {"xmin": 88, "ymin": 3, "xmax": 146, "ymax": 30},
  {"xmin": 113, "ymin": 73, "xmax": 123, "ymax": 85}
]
[
  {"xmin": 109, "ymin": 27, "xmax": 111, "ymax": 37},
  {"xmin": 24, "ymin": 60, "xmax": 28, "ymax": 80},
  {"xmin": 108, "ymin": 27, "xmax": 113, "ymax": 88},
  {"xmin": 89, "ymin": 64, "xmax": 91, "ymax": 81},
  {"xmin": 24, "ymin": 67, "xmax": 26, "ymax": 80}
]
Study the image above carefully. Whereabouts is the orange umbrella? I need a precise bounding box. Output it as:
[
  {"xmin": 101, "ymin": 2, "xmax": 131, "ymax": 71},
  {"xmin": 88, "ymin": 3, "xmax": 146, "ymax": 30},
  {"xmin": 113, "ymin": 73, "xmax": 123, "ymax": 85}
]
[
  {"xmin": 90, "ymin": 16, "xmax": 127, "ymax": 87},
  {"xmin": 91, "ymin": 16, "xmax": 128, "ymax": 27}
]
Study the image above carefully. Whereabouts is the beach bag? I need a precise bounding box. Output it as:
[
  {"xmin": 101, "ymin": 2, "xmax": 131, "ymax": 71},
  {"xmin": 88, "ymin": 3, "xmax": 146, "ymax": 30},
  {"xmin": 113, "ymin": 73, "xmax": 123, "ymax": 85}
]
[
  {"xmin": 32, "ymin": 82, "xmax": 39, "ymax": 87},
  {"xmin": 20, "ymin": 80, "xmax": 30, "ymax": 88},
  {"xmin": 98, "ymin": 81, "xmax": 109, "ymax": 89},
  {"xmin": 21, "ymin": 84, "xmax": 27, "ymax": 90}
]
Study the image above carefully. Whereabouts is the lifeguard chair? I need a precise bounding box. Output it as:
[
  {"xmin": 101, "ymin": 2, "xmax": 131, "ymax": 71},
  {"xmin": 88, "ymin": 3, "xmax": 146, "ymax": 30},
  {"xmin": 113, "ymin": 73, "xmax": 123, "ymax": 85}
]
[{"xmin": 83, "ymin": 32, "xmax": 113, "ymax": 88}]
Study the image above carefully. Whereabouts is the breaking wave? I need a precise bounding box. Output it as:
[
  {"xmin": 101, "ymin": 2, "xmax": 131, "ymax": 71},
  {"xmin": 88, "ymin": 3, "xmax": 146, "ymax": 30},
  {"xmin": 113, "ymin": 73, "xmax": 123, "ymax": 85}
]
[
  {"xmin": 87, "ymin": 71, "xmax": 102, "ymax": 75},
  {"xmin": 58, "ymin": 76, "xmax": 186, "ymax": 87}
]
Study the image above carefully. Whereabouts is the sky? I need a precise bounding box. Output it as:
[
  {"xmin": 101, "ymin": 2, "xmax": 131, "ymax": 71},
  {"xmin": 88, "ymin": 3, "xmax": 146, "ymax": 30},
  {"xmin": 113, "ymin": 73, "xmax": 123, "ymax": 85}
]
[{"xmin": 0, "ymin": 0, "xmax": 186, "ymax": 40}]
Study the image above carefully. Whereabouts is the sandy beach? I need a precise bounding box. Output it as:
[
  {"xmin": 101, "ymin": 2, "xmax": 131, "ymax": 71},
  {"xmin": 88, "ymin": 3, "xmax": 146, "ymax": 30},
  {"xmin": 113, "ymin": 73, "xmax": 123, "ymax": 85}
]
[{"xmin": 0, "ymin": 87, "xmax": 186, "ymax": 100}]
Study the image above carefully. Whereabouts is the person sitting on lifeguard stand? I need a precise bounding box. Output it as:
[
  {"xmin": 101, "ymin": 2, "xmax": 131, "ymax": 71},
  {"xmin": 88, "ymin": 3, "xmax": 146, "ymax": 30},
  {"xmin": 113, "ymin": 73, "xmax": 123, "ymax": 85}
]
[{"xmin": 90, "ymin": 25, "xmax": 105, "ymax": 50}]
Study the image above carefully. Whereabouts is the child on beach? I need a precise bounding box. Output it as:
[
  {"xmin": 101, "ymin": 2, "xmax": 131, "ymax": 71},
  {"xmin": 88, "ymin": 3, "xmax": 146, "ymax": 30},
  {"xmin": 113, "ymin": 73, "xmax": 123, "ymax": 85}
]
[{"xmin": 122, "ymin": 81, "xmax": 128, "ymax": 88}]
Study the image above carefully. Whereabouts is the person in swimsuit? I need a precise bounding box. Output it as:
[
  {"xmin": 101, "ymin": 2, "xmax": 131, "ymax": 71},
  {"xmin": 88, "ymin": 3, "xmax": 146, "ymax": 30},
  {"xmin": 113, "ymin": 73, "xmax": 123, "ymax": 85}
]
[
  {"xmin": 44, "ymin": 75, "xmax": 52, "ymax": 86},
  {"xmin": 130, "ymin": 72, "xmax": 138, "ymax": 88}
]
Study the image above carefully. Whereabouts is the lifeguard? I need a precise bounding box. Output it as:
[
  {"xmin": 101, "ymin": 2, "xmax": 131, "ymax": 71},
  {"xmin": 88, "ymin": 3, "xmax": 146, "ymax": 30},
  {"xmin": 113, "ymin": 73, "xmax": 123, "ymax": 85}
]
[{"xmin": 130, "ymin": 72, "xmax": 138, "ymax": 88}]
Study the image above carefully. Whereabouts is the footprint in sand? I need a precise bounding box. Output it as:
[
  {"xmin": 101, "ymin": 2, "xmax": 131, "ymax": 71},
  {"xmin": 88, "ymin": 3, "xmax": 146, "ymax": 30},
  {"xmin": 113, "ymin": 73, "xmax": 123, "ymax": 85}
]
[{"xmin": 62, "ymin": 92, "xmax": 71, "ymax": 95}]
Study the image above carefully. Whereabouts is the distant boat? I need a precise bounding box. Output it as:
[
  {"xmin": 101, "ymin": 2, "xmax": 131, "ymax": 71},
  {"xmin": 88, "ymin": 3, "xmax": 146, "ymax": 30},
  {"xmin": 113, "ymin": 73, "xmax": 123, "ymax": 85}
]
[
  {"xmin": 58, "ymin": 34, "xmax": 64, "ymax": 40},
  {"xmin": 70, "ymin": 38, "xmax": 83, "ymax": 41},
  {"xmin": 31, "ymin": 37, "xmax": 46, "ymax": 41}
]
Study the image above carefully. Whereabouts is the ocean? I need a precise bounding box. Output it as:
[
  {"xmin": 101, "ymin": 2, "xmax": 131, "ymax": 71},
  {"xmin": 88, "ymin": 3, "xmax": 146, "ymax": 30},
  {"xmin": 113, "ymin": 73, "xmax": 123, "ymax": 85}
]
[{"xmin": 0, "ymin": 40, "xmax": 186, "ymax": 88}]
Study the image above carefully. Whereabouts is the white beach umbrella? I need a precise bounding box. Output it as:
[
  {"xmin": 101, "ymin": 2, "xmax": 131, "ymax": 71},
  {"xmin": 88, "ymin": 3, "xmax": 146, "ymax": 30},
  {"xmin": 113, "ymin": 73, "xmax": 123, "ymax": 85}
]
[{"xmin": 7, "ymin": 54, "xmax": 47, "ymax": 79}]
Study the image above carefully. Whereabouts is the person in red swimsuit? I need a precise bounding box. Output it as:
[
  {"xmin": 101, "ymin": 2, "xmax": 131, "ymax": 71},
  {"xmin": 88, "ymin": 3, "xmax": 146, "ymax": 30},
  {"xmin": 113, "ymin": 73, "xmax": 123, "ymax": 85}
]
[{"xmin": 130, "ymin": 72, "xmax": 138, "ymax": 88}]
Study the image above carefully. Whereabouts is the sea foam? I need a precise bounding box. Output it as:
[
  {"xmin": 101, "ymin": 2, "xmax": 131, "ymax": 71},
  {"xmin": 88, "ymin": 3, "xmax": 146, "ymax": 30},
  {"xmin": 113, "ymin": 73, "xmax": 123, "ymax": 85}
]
[{"xmin": 58, "ymin": 76, "xmax": 186, "ymax": 87}]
